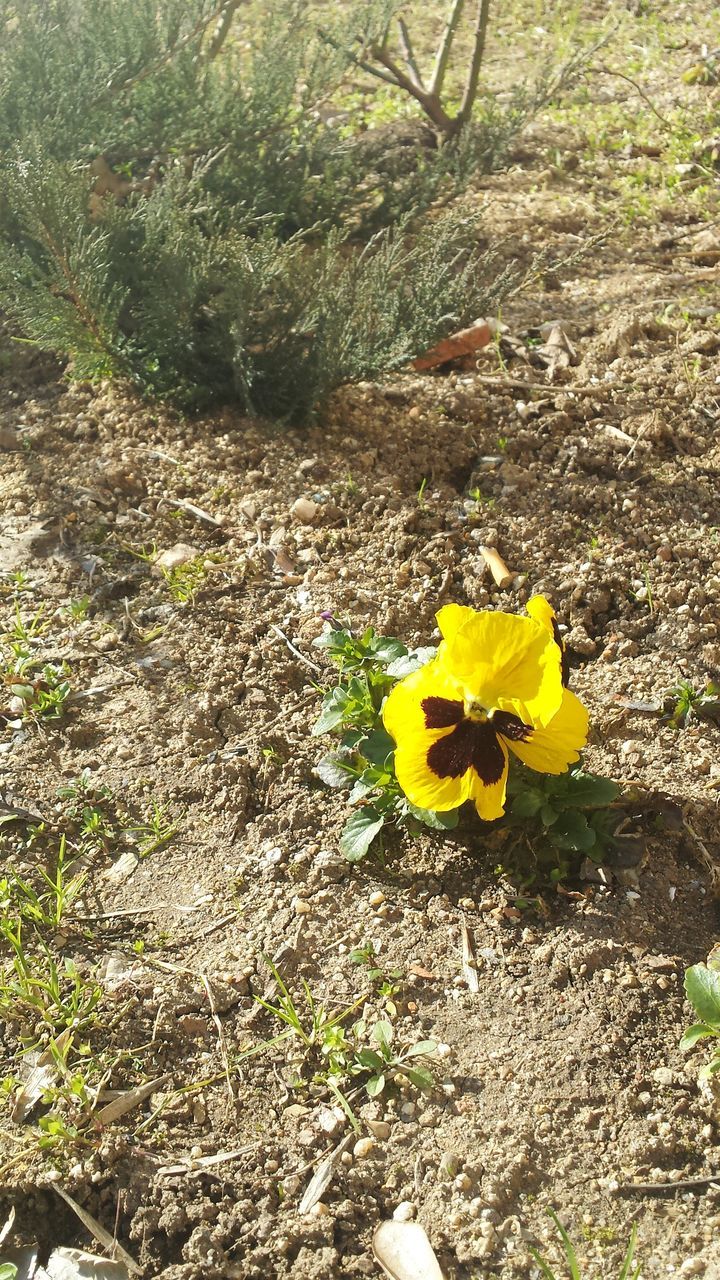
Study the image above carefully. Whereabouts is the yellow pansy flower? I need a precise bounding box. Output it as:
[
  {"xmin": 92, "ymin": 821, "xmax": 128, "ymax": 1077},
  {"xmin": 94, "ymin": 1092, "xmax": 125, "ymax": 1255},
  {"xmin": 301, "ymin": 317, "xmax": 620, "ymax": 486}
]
[
  {"xmin": 526, "ymin": 594, "xmax": 569, "ymax": 686},
  {"xmin": 382, "ymin": 604, "xmax": 588, "ymax": 822}
]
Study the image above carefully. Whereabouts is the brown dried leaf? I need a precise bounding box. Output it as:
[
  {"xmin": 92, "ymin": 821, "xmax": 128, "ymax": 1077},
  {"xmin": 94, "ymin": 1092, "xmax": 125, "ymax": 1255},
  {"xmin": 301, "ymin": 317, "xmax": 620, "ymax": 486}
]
[{"xmin": 412, "ymin": 320, "xmax": 492, "ymax": 371}]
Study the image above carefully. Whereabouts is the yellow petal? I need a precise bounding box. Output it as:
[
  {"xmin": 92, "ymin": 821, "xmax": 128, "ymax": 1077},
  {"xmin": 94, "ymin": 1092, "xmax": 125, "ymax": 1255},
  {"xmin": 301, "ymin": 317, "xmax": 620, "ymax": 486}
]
[
  {"xmin": 526, "ymin": 595, "xmax": 556, "ymax": 636},
  {"xmin": 504, "ymin": 688, "xmax": 588, "ymax": 774},
  {"xmin": 437, "ymin": 609, "xmax": 562, "ymax": 725},
  {"xmin": 393, "ymin": 734, "xmax": 472, "ymax": 811},
  {"xmin": 383, "ymin": 660, "xmax": 465, "ymax": 743},
  {"xmin": 467, "ymin": 738, "xmax": 509, "ymax": 820}
]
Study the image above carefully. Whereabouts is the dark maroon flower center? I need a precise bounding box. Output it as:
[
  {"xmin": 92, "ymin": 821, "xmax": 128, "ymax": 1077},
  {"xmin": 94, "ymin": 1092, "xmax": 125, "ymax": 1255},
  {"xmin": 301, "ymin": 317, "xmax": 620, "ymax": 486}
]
[{"xmin": 421, "ymin": 696, "xmax": 531, "ymax": 786}]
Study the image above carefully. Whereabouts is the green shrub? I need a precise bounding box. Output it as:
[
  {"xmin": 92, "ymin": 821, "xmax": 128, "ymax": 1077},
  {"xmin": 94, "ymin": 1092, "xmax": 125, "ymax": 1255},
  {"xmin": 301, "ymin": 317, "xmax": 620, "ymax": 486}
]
[{"xmin": 0, "ymin": 0, "xmax": 588, "ymax": 418}]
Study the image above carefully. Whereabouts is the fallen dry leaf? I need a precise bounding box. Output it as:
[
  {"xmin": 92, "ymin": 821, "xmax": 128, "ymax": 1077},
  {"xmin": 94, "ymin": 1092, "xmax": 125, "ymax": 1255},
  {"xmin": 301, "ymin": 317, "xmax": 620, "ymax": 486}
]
[{"xmin": 412, "ymin": 320, "xmax": 492, "ymax": 371}]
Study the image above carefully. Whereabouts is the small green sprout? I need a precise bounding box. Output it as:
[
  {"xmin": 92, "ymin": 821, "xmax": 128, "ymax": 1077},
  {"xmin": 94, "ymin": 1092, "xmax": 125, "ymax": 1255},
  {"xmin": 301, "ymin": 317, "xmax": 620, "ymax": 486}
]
[
  {"xmin": 663, "ymin": 680, "xmax": 720, "ymax": 728},
  {"xmin": 529, "ymin": 1210, "xmax": 640, "ymax": 1280},
  {"xmin": 681, "ymin": 952, "xmax": 720, "ymax": 1080},
  {"xmin": 250, "ymin": 960, "xmax": 436, "ymax": 1122}
]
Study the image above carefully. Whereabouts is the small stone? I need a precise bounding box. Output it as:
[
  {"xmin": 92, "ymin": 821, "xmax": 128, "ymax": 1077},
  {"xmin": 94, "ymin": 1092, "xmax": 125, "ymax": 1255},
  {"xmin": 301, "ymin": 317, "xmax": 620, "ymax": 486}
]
[
  {"xmin": 679, "ymin": 1259, "xmax": 705, "ymax": 1276},
  {"xmin": 652, "ymin": 1068, "xmax": 674, "ymax": 1087},
  {"xmin": 400, "ymin": 1101, "xmax": 416, "ymax": 1119},
  {"xmin": 292, "ymin": 897, "xmax": 311, "ymax": 916},
  {"xmin": 309, "ymin": 1202, "xmax": 329, "ymax": 1217},
  {"xmin": 353, "ymin": 1138, "xmax": 375, "ymax": 1159},
  {"xmin": 366, "ymin": 1120, "xmax": 391, "ymax": 1140},
  {"xmin": 439, "ymin": 1152, "xmax": 462, "ymax": 1178},
  {"xmin": 291, "ymin": 497, "xmax": 319, "ymax": 524},
  {"xmin": 154, "ymin": 542, "xmax": 199, "ymax": 572},
  {"xmin": 317, "ymin": 1106, "xmax": 344, "ymax": 1135},
  {"xmin": 392, "ymin": 1201, "xmax": 416, "ymax": 1222},
  {"xmin": 368, "ymin": 890, "xmax": 386, "ymax": 907},
  {"xmin": 454, "ymin": 1172, "xmax": 473, "ymax": 1193}
]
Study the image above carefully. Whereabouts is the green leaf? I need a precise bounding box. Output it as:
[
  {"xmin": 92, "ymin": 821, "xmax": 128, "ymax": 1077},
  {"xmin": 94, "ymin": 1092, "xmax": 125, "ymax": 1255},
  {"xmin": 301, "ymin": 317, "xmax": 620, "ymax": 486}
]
[
  {"xmin": 680, "ymin": 1023, "xmax": 717, "ymax": 1051},
  {"xmin": 540, "ymin": 803, "xmax": 559, "ymax": 828},
  {"xmin": 365, "ymin": 1073, "xmax": 386, "ymax": 1098},
  {"xmin": 0, "ymin": 1265, "xmax": 18, "ymax": 1280},
  {"xmin": 313, "ymin": 688, "xmax": 350, "ymax": 735},
  {"xmin": 385, "ymin": 646, "xmax": 436, "ymax": 678},
  {"xmin": 354, "ymin": 1048, "xmax": 385, "ymax": 1072},
  {"xmin": 371, "ymin": 1019, "xmax": 394, "ymax": 1049},
  {"xmin": 510, "ymin": 790, "xmax": 545, "ymax": 818},
  {"xmin": 368, "ymin": 636, "xmax": 408, "ymax": 664},
  {"xmin": 685, "ymin": 964, "xmax": 720, "ymax": 1028},
  {"xmin": 314, "ymin": 754, "xmax": 354, "ymax": 789},
  {"xmin": 339, "ymin": 807, "xmax": 385, "ymax": 862},
  {"xmin": 357, "ymin": 727, "xmax": 395, "ymax": 767},
  {"xmin": 348, "ymin": 777, "xmax": 376, "ymax": 804},
  {"xmin": 550, "ymin": 811, "xmax": 596, "ymax": 852},
  {"xmin": 400, "ymin": 1064, "xmax": 434, "ymax": 1091},
  {"xmin": 404, "ymin": 1039, "xmax": 437, "ymax": 1057},
  {"xmin": 566, "ymin": 771, "xmax": 621, "ymax": 807},
  {"xmin": 405, "ymin": 803, "xmax": 459, "ymax": 830}
]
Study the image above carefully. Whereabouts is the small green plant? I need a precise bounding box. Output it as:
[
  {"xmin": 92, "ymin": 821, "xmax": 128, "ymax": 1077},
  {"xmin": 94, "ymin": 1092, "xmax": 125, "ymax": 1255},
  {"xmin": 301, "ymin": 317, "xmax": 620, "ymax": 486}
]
[
  {"xmin": 0, "ymin": 1264, "xmax": 18, "ymax": 1280},
  {"xmin": 313, "ymin": 622, "xmax": 455, "ymax": 861},
  {"xmin": 681, "ymin": 949, "xmax": 720, "ymax": 1080},
  {"xmin": 2, "ymin": 645, "xmax": 72, "ymax": 722},
  {"xmin": 496, "ymin": 764, "xmax": 622, "ymax": 886},
  {"xmin": 123, "ymin": 800, "xmax": 178, "ymax": 858},
  {"xmin": 349, "ymin": 941, "xmax": 404, "ymax": 1013},
  {"xmin": 60, "ymin": 596, "xmax": 92, "ymax": 623},
  {"xmin": 529, "ymin": 1209, "xmax": 640, "ymax": 1280},
  {"xmin": 160, "ymin": 554, "xmax": 223, "ymax": 605},
  {"xmin": 251, "ymin": 959, "xmax": 436, "ymax": 1119},
  {"xmin": 0, "ymin": 837, "xmax": 86, "ymax": 931},
  {"xmin": 0, "ymin": 921, "xmax": 101, "ymax": 1038},
  {"xmin": 663, "ymin": 680, "xmax": 720, "ymax": 728}
]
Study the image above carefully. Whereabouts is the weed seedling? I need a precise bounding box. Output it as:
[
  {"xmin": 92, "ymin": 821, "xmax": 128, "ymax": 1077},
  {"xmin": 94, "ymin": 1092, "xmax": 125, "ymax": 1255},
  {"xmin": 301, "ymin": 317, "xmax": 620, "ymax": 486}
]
[
  {"xmin": 251, "ymin": 960, "xmax": 436, "ymax": 1120},
  {"xmin": 529, "ymin": 1209, "xmax": 640, "ymax": 1279},
  {"xmin": 663, "ymin": 680, "xmax": 720, "ymax": 728},
  {"xmin": 124, "ymin": 800, "xmax": 178, "ymax": 858},
  {"xmin": 681, "ymin": 950, "xmax": 720, "ymax": 1080}
]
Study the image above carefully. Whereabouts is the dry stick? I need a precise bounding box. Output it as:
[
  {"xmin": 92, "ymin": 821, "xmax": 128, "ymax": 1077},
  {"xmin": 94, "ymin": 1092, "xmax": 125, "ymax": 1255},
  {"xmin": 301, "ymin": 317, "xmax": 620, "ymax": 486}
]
[
  {"xmin": 269, "ymin": 623, "xmax": 322, "ymax": 674},
  {"xmin": 618, "ymin": 1176, "xmax": 720, "ymax": 1194},
  {"xmin": 474, "ymin": 374, "xmax": 620, "ymax": 395},
  {"xmin": 200, "ymin": 972, "xmax": 235, "ymax": 1111},
  {"xmin": 456, "ymin": 0, "xmax": 492, "ymax": 134},
  {"xmin": 593, "ymin": 63, "xmax": 673, "ymax": 128},
  {"xmin": 430, "ymin": 0, "xmax": 466, "ymax": 99}
]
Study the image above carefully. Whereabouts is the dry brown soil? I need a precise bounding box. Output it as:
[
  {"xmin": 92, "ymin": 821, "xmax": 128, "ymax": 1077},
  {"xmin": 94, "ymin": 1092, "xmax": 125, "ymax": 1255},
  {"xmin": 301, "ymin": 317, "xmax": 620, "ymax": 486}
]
[{"xmin": 1, "ymin": 3, "xmax": 720, "ymax": 1278}]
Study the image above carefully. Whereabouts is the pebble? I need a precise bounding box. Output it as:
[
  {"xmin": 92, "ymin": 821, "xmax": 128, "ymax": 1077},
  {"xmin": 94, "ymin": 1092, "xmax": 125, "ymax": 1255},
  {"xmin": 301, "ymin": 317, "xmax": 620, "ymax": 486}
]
[
  {"xmin": 353, "ymin": 1138, "xmax": 375, "ymax": 1159},
  {"xmin": 653, "ymin": 1068, "xmax": 674, "ymax": 1087},
  {"xmin": 439, "ymin": 1152, "xmax": 462, "ymax": 1177},
  {"xmin": 366, "ymin": 1120, "xmax": 391, "ymax": 1140},
  {"xmin": 679, "ymin": 1260, "xmax": 705, "ymax": 1276},
  {"xmin": 291, "ymin": 897, "xmax": 311, "ymax": 916},
  {"xmin": 291, "ymin": 497, "xmax": 319, "ymax": 524},
  {"xmin": 368, "ymin": 890, "xmax": 386, "ymax": 907},
  {"xmin": 392, "ymin": 1201, "xmax": 417, "ymax": 1222}
]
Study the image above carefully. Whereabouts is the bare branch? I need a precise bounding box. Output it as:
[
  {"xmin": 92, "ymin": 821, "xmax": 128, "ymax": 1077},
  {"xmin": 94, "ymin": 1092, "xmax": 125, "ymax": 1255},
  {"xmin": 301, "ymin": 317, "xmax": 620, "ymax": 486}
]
[
  {"xmin": 429, "ymin": 0, "xmax": 466, "ymax": 99},
  {"xmin": 369, "ymin": 42, "xmax": 455, "ymax": 133},
  {"xmin": 454, "ymin": 0, "xmax": 491, "ymax": 133},
  {"xmin": 397, "ymin": 17, "xmax": 425, "ymax": 90},
  {"xmin": 204, "ymin": 0, "xmax": 244, "ymax": 62},
  {"xmin": 318, "ymin": 29, "xmax": 403, "ymax": 87}
]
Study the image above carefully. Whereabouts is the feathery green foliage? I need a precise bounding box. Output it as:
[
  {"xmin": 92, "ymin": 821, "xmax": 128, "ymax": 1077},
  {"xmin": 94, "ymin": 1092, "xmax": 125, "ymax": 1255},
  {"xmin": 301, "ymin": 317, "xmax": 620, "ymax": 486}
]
[{"xmin": 0, "ymin": 0, "xmax": 580, "ymax": 418}]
